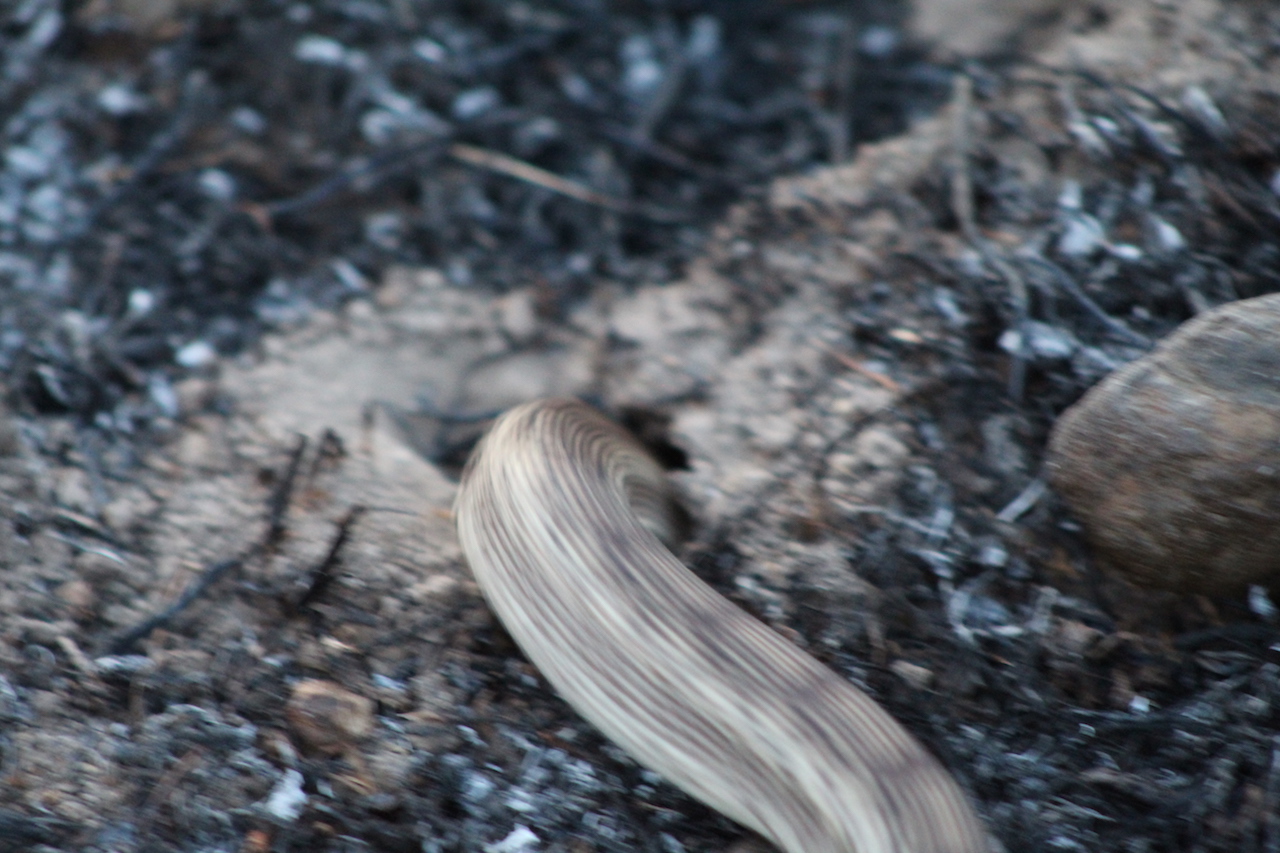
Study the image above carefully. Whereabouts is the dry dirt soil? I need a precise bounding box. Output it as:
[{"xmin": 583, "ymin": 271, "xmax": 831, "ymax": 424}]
[{"xmin": 3, "ymin": 1, "xmax": 1280, "ymax": 852}]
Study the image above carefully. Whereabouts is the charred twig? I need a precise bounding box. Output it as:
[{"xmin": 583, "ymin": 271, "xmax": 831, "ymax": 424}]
[
  {"xmin": 632, "ymin": 18, "xmax": 688, "ymax": 143},
  {"xmin": 50, "ymin": 506, "xmax": 126, "ymax": 549},
  {"xmin": 442, "ymin": 31, "xmax": 559, "ymax": 77},
  {"xmin": 826, "ymin": 10, "xmax": 860, "ymax": 164},
  {"xmin": 1024, "ymin": 257, "xmax": 1150, "ymax": 346},
  {"xmin": 68, "ymin": 69, "xmax": 207, "ymax": 242},
  {"xmin": 108, "ymin": 552, "xmax": 251, "ymax": 654},
  {"xmin": 1056, "ymin": 75, "xmax": 1109, "ymax": 158},
  {"xmin": 449, "ymin": 143, "xmax": 688, "ymax": 223},
  {"xmin": 1071, "ymin": 67, "xmax": 1216, "ymax": 151},
  {"xmin": 267, "ymin": 434, "xmax": 308, "ymax": 548},
  {"xmin": 949, "ymin": 72, "xmax": 979, "ymax": 244},
  {"xmin": 820, "ymin": 344, "xmax": 902, "ymax": 392},
  {"xmin": 45, "ymin": 531, "xmax": 129, "ymax": 567},
  {"xmin": 304, "ymin": 428, "xmax": 347, "ymax": 488},
  {"xmin": 1190, "ymin": 251, "xmax": 1242, "ymax": 302},
  {"xmin": 264, "ymin": 140, "xmax": 448, "ymax": 219},
  {"xmin": 108, "ymin": 437, "xmax": 308, "ymax": 653},
  {"xmin": 288, "ymin": 505, "xmax": 367, "ymax": 613},
  {"xmin": 1172, "ymin": 623, "xmax": 1279, "ymax": 652},
  {"xmin": 985, "ymin": 253, "xmax": 1032, "ymax": 401},
  {"xmin": 950, "ymin": 74, "xmax": 1035, "ymax": 399},
  {"xmin": 600, "ymin": 123, "xmax": 734, "ymax": 184}
]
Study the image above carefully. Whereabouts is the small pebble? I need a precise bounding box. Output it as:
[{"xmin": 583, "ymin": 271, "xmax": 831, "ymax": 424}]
[
  {"xmin": 285, "ymin": 679, "xmax": 374, "ymax": 754},
  {"xmin": 55, "ymin": 579, "xmax": 95, "ymax": 621},
  {"xmin": 175, "ymin": 340, "xmax": 216, "ymax": 368},
  {"xmin": 294, "ymin": 34, "xmax": 348, "ymax": 66},
  {"xmin": 889, "ymin": 660, "xmax": 934, "ymax": 690}
]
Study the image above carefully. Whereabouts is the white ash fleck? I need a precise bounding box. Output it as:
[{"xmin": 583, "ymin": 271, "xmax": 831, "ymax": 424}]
[
  {"xmin": 263, "ymin": 769, "xmax": 307, "ymax": 821},
  {"xmin": 484, "ymin": 824, "xmax": 539, "ymax": 853},
  {"xmin": 1000, "ymin": 321, "xmax": 1079, "ymax": 362}
]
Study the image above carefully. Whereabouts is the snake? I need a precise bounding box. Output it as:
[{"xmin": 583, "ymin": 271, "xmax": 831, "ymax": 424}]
[{"xmin": 454, "ymin": 398, "xmax": 988, "ymax": 853}]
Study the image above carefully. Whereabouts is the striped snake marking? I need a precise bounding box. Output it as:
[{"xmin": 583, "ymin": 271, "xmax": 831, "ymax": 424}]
[{"xmin": 454, "ymin": 398, "xmax": 989, "ymax": 853}]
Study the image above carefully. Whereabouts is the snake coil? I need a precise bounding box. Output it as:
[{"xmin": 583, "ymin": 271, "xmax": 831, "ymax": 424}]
[{"xmin": 454, "ymin": 398, "xmax": 988, "ymax": 853}]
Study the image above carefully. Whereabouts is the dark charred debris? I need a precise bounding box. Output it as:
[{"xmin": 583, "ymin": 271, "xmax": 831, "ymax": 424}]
[
  {"xmin": 1, "ymin": 2, "xmax": 1280, "ymax": 853},
  {"xmin": 1, "ymin": 0, "xmax": 939, "ymax": 436}
]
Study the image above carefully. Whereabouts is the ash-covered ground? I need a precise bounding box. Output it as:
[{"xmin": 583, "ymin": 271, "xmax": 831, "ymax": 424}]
[{"xmin": 2, "ymin": 1, "xmax": 1280, "ymax": 852}]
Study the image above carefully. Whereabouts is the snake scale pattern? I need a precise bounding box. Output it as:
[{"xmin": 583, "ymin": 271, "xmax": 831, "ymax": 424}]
[{"xmin": 454, "ymin": 398, "xmax": 988, "ymax": 853}]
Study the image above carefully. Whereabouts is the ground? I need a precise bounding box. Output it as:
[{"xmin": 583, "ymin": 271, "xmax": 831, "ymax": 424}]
[{"xmin": 2, "ymin": 1, "xmax": 1280, "ymax": 851}]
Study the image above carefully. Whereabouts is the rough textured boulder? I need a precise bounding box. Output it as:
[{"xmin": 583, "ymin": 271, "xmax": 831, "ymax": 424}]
[{"xmin": 1048, "ymin": 294, "xmax": 1280, "ymax": 594}]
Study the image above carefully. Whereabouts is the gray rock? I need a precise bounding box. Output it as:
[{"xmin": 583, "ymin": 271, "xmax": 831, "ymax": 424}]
[{"xmin": 1047, "ymin": 294, "xmax": 1280, "ymax": 593}]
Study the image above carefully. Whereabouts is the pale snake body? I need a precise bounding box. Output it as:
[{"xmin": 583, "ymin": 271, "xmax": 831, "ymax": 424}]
[{"xmin": 454, "ymin": 398, "xmax": 988, "ymax": 853}]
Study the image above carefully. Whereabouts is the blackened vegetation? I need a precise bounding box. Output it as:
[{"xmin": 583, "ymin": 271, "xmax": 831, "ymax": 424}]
[
  {"xmin": 107, "ymin": 433, "xmax": 362, "ymax": 653},
  {"xmin": 708, "ymin": 68, "xmax": 1280, "ymax": 851},
  {"xmin": 1, "ymin": 0, "xmax": 935, "ymax": 437},
  {"xmin": 1, "ymin": 2, "xmax": 1280, "ymax": 853}
]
